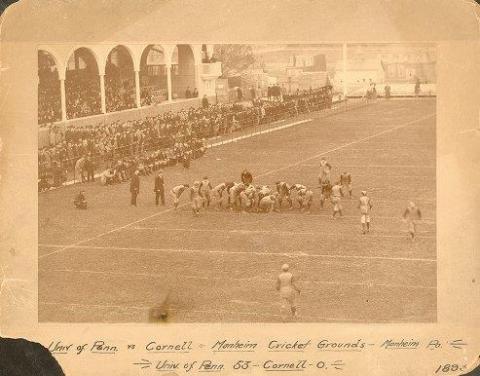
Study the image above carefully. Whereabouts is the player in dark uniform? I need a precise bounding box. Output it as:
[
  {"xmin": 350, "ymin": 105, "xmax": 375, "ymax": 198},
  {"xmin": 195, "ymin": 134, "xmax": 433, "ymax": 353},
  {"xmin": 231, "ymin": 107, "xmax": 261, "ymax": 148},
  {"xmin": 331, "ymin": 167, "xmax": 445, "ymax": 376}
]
[
  {"xmin": 241, "ymin": 169, "xmax": 253, "ymax": 185},
  {"xmin": 339, "ymin": 171, "xmax": 353, "ymax": 198},
  {"xmin": 276, "ymin": 181, "xmax": 292, "ymax": 209},
  {"xmin": 319, "ymin": 181, "xmax": 332, "ymax": 208}
]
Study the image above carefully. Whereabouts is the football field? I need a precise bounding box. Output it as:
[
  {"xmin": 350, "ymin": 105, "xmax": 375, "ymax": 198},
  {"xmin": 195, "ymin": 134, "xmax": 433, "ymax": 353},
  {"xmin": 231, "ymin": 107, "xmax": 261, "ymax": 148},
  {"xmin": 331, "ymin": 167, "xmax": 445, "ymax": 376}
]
[{"xmin": 38, "ymin": 98, "xmax": 437, "ymax": 323}]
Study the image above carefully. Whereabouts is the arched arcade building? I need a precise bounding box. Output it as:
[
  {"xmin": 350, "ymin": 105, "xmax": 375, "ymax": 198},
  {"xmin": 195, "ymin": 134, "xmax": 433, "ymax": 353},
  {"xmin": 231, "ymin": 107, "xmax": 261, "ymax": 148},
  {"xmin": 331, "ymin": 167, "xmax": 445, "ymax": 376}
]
[{"xmin": 37, "ymin": 43, "xmax": 221, "ymax": 125}]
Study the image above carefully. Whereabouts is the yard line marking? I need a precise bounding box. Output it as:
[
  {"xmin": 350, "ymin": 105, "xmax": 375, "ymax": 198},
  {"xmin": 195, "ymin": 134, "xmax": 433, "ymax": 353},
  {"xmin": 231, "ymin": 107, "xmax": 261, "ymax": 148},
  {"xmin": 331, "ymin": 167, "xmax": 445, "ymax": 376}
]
[
  {"xmin": 39, "ymin": 111, "xmax": 435, "ymax": 260},
  {"xmin": 39, "ymin": 268, "xmax": 436, "ymax": 290},
  {"xmin": 208, "ymin": 119, "xmax": 313, "ymax": 148},
  {"xmin": 39, "ymin": 301, "xmax": 371, "ymax": 322},
  {"xmin": 38, "ymin": 301, "xmax": 280, "ymax": 319},
  {"xmin": 259, "ymin": 112, "xmax": 436, "ymax": 178},
  {"xmin": 38, "ymin": 244, "xmax": 436, "ymax": 263},
  {"xmin": 337, "ymin": 148, "xmax": 435, "ymax": 152},
  {"xmin": 133, "ymin": 215, "xmax": 436, "ymax": 224},
  {"xmin": 125, "ymin": 227, "xmax": 436, "ymax": 238},
  {"xmin": 300, "ymin": 164, "xmax": 436, "ymax": 169}
]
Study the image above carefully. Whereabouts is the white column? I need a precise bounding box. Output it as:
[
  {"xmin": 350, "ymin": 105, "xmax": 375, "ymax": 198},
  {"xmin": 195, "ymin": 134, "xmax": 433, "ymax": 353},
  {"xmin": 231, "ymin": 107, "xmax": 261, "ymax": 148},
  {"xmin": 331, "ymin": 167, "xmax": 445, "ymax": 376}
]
[
  {"xmin": 342, "ymin": 43, "xmax": 348, "ymax": 99},
  {"xmin": 195, "ymin": 63, "xmax": 203, "ymax": 97},
  {"xmin": 166, "ymin": 63, "xmax": 173, "ymax": 102},
  {"xmin": 60, "ymin": 78, "xmax": 67, "ymax": 121},
  {"xmin": 134, "ymin": 70, "xmax": 141, "ymax": 107},
  {"xmin": 99, "ymin": 74, "xmax": 106, "ymax": 113}
]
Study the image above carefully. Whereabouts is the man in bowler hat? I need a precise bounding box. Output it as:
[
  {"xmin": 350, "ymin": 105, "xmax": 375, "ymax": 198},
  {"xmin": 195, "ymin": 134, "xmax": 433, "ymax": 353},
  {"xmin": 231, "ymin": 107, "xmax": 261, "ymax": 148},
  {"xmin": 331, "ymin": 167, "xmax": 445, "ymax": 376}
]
[
  {"xmin": 154, "ymin": 170, "xmax": 165, "ymax": 206},
  {"xmin": 130, "ymin": 170, "xmax": 140, "ymax": 206}
]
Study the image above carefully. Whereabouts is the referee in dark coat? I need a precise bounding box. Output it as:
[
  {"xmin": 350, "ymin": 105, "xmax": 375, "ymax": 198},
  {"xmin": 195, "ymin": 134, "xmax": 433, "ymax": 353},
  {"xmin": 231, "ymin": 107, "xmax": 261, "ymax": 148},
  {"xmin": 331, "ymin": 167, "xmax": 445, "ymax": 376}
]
[
  {"xmin": 130, "ymin": 170, "xmax": 140, "ymax": 206},
  {"xmin": 154, "ymin": 171, "xmax": 165, "ymax": 206}
]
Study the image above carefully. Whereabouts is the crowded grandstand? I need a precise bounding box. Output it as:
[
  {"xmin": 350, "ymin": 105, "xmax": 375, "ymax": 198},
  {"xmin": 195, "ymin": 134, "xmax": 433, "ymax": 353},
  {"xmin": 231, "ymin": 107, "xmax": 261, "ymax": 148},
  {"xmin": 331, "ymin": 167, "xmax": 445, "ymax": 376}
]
[{"xmin": 38, "ymin": 87, "xmax": 333, "ymax": 190}]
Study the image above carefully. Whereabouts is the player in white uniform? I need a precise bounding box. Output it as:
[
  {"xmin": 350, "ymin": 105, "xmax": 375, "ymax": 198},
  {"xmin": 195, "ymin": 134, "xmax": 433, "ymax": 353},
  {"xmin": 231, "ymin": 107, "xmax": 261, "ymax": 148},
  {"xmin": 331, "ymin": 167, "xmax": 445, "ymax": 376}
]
[
  {"xmin": 358, "ymin": 190, "xmax": 373, "ymax": 234},
  {"xmin": 190, "ymin": 181, "xmax": 204, "ymax": 216},
  {"xmin": 289, "ymin": 184, "xmax": 305, "ymax": 208},
  {"xmin": 290, "ymin": 183, "xmax": 307, "ymax": 191},
  {"xmin": 258, "ymin": 185, "xmax": 272, "ymax": 200},
  {"xmin": 212, "ymin": 182, "xmax": 227, "ymax": 210},
  {"xmin": 170, "ymin": 184, "xmax": 189, "ymax": 210},
  {"xmin": 297, "ymin": 188, "xmax": 314, "ymax": 213},
  {"xmin": 199, "ymin": 176, "xmax": 213, "ymax": 208},
  {"xmin": 289, "ymin": 184, "xmax": 306, "ymax": 209},
  {"xmin": 331, "ymin": 181, "xmax": 343, "ymax": 218},
  {"xmin": 259, "ymin": 194, "xmax": 277, "ymax": 213},
  {"xmin": 239, "ymin": 184, "xmax": 257, "ymax": 212},
  {"xmin": 318, "ymin": 157, "xmax": 332, "ymax": 185},
  {"xmin": 403, "ymin": 201, "xmax": 422, "ymax": 241},
  {"xmin": 229, "ymin": 182, "xmax": 245, "ymax": 210},
  {"xmin": 275, "ymin": 264, "xmax": 301, "ymax": 320},
  {"xmin": 250, "ymin": 186, "xmax": 261, "ymax": 212}
]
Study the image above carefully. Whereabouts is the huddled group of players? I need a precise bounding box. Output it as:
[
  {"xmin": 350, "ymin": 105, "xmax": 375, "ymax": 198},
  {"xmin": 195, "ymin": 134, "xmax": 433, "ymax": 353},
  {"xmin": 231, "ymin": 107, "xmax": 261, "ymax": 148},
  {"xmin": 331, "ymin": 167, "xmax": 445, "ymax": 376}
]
[
  {"xmin": 168, "ymin": 156, "xmax": 423, "ymax": 240},
  {"xmin": 170, "ymin": 179, "xmax": 315, "ymax": 215}
]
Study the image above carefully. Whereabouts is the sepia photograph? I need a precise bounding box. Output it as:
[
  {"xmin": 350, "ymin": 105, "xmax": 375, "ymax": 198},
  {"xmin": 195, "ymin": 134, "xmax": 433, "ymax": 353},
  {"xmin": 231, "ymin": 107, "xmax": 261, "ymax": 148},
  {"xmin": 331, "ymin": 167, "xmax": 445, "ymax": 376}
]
[
  {"xmin": 1, "ymin": 0, "xmax": 479, "ymax": 375},
  {"xmin": 37, "ymin": 42, "xmax": 437, "ymax": 323}
]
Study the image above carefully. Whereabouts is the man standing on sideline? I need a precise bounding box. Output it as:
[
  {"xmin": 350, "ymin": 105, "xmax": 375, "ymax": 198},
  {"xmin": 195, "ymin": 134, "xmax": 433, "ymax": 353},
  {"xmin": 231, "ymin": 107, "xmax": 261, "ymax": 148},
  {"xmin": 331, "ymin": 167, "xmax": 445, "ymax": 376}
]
[
  {"xmin": 414, "ymin": 78, "xmax": 421, "ymax": 97},
  {"xmin": 74, "ymin": 156, "xmax": 86, "ymax": 183},
  {"xmin": 154, "ymin": 170, "xmax": 165, "ymax": 206},
  {"xmin": 358, "ymin": 190, "xmax": 373, "ymax": 234},
  {"xmin": 276, "ymin": 264, "xmax": 301, "ymax": 320},
  {"xmin": 130, "ymin": 170, "xmax": 140, "ymax": 206},
  {"xmin": 85, "ymin": 154, "xmax": 95, "ymax": 182}
]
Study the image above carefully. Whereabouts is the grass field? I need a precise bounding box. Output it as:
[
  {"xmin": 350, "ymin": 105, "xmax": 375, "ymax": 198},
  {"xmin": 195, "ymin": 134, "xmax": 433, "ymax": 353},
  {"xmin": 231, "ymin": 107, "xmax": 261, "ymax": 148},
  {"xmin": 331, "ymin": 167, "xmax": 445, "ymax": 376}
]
[{"xmin": 38, "ymin": 98, "xmax": 437, "ymax": 323}]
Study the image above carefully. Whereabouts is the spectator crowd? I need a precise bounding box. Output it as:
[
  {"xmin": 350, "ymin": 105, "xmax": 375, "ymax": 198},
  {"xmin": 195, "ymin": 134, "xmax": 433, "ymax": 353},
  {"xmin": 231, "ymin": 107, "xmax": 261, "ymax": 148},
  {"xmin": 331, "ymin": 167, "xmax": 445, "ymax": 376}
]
[
  {"xmin": 65, "ymin": 72, "xmax": 102, "ymax": 119},
  {"xmin": 38, "ymin": 66, "xmax": 62, "ymax": 124},
  {"xmin": 38, "ymin": 86, "xmax": 333, "ymax": 192}
]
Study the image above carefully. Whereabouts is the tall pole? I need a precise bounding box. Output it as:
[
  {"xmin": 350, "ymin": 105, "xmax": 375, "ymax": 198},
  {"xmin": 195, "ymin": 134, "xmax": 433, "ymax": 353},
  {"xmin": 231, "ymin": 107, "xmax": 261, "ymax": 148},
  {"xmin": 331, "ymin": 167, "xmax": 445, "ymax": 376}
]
[
  {"xmin": 99, "ymin": 74, "xmax": 106, "ymax": 113},
  {"xmin": 166, "ymin": 63, "xmax": 173, "ymax": 102},
  {"xmin": 134, "ymin": 70, "xmax": 141, "ymax": 108},
  {"xmin": 60, "ymin": 78, "xmax": 67, "ymax": 121},
  {"xmin": 342, "ymin": 43, "xmax": 348, "ymax": 99},
  {"xmin": 195, "ymin": 63, "xmax": 203, "ymax": 97}
]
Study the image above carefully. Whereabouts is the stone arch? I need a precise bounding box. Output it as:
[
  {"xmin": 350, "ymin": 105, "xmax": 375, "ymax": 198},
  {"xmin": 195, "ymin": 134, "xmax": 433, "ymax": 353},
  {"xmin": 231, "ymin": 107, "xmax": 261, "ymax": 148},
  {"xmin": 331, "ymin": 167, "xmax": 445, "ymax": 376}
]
[
  {"xmin": 65, "ymin": 47, "xmax": 101, "ymax": 119},
  {"xmin": 104, "ymin": 45, "xmax": 136, "ymax": 112},
  {"xmin": 139, "ymin": 44, "xmax": 168, "ymax": 105},
  {"xmin": 38, "ymin": 49, "xmax": 61, "ymax": 124},
  {"xmin": 170, "ymin": 44, "xmax": 197, "ymax": 99}
]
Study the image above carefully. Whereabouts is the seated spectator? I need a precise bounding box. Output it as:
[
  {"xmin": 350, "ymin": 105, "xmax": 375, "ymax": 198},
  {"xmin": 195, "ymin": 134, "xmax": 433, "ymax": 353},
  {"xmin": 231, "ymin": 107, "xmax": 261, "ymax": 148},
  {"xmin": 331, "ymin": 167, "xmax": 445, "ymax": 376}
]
[{"xmin": 74, "ymin": 191, "xmax": 87, "ymax": 209}]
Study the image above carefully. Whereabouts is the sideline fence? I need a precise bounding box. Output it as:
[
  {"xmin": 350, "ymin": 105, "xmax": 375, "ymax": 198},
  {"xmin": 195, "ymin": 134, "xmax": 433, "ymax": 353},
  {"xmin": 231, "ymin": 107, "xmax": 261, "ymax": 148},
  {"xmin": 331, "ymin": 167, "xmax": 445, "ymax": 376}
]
[{"xmin": 38, "ymin": 96, "xmax": 371, "ymax": 190}]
